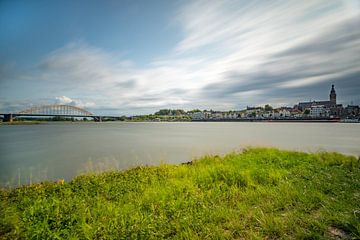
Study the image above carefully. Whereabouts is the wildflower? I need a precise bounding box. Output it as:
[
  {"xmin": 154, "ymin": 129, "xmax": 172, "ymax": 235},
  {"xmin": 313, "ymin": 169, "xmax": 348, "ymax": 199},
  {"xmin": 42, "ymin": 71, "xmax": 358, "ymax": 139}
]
[{"xmin": 57, "ymin": 179, "xmax": 65, "ymax": 185}]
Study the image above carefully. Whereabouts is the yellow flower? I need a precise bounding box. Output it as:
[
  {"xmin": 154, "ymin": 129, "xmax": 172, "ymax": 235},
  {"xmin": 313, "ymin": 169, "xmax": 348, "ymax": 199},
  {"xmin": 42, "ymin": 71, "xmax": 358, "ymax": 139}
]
[{"xmin": 57, "ymin": 179, "xmax": 65, "ymax": 185}]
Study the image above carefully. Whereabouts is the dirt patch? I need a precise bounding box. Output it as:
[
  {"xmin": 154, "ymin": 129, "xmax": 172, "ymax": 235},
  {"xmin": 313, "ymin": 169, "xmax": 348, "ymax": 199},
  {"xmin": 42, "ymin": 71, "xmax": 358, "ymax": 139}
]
[{"xmin": 326, "ymin": 226, "xmax": 351, "ymax": 239}]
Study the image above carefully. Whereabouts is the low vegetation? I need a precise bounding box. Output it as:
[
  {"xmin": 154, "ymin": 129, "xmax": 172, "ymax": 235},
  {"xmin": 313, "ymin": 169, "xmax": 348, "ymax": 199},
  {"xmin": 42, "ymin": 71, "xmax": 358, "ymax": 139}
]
[
  {"xmin": 0, "ymin": 120, "xmax": 43, "ymax": 125},
  {"xmin": 1, "ymin": 148, "xmax": 359, "ymax": 239}
]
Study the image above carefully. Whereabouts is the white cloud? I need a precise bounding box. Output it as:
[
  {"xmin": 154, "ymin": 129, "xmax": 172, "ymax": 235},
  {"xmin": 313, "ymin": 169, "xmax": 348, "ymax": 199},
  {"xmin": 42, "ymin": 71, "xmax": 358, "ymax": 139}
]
[
  {"xmin": 55, "ymin": 96, "xmax": 73, "ymax": 105},
  {"xmin": 55, "ymin": 96, "xmax": 95, "ymax": 108}
]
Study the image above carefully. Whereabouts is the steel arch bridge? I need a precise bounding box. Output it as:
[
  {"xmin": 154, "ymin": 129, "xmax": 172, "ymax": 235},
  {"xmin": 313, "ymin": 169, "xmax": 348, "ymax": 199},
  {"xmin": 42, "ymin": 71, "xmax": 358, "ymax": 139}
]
[
  {"xmin": 18, "ymin": 104, "xmax": 93, "ymax": 116},
  {"xmin": 0, "ymin": 104, "xmax": 110, "ymax": 122}
]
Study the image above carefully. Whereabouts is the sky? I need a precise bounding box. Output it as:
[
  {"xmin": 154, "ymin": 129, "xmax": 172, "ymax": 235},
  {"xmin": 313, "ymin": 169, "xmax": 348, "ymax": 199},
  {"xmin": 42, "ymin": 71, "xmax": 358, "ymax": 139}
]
[{"xmin": 1, "ymin": 0, "xmax": 360, "ymax": 115}]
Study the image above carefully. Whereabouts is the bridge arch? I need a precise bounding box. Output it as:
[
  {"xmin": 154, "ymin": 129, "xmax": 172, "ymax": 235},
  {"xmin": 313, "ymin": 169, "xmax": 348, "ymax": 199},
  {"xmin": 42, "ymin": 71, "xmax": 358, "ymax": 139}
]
[{"xmin": 18, "ymin": 105, "xmax": 93, "ymax": 116}]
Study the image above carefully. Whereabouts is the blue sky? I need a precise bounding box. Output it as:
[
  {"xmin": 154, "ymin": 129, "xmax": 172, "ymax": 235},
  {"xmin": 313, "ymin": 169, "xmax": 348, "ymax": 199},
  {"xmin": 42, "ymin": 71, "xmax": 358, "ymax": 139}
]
[{"xmin": 1, "ymin": 0, "xmax": 360, "ymax": 115}]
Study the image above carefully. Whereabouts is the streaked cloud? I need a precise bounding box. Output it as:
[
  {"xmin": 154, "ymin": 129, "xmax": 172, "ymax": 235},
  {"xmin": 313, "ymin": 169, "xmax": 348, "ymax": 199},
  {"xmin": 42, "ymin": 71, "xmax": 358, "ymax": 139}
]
[{"xmin": 0, "ymin": 0, "xmax": 359, "ymax": 114}]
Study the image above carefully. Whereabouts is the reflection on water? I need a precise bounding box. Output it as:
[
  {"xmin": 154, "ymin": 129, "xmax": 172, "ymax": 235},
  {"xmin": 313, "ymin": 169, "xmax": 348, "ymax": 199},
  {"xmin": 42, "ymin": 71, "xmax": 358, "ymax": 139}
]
[{"xmin": 1, "ymin": 122, "xmax": 359, "ymax": 186}]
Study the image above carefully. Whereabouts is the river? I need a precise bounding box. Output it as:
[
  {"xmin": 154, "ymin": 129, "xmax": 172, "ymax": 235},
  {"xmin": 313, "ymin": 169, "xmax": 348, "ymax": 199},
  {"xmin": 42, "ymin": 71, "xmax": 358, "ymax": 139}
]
[{"xmin": 1, "ymin": 122, "xmax": 359, "ymax": 186}]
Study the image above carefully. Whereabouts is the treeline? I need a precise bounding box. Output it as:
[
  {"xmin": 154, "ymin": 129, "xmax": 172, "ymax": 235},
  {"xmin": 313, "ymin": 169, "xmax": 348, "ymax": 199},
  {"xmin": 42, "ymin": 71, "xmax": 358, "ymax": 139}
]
[
  {"xmin": 154, "ymin": 109, "xmax": 202, "ymax": 116},
  {"xmin": 154, "ymin": 109, "xmax": 186, "ymax": 116}
]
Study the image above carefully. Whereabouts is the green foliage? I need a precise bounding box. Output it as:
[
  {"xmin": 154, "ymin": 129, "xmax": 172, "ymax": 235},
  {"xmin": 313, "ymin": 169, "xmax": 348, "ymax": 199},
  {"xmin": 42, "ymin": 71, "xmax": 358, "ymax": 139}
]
[
  {"xmin": 154, "ymin": 109, "xmax": 186, "ymax": 116},
  {"xmin": 187, "ymin": 109, "xmax": 202, "ymax": 113},
  {"xmin": 0, "ymin": 120, "xmax": 42, "ymax": 125},
  {"xmin": 264, "ymin": 104, "xmax": 273, "ymax": 111},
  {"xmin": 1, "ymin": 148, "xmax": 359, "ymax": 239},
  {"xmin": 130, "ymin": 114, "xmax": 191, "ymax": 122}
]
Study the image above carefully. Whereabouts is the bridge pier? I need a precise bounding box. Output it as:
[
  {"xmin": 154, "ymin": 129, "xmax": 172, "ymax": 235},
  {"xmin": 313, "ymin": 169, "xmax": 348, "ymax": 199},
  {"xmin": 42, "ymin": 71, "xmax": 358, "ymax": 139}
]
[
  {"xmin": 93, "ymin": 116, "xmax": 102, "ymax": 122},
  {"xmin": 3, "ymin": 114, "xmax": 13, "ymax": 122}
]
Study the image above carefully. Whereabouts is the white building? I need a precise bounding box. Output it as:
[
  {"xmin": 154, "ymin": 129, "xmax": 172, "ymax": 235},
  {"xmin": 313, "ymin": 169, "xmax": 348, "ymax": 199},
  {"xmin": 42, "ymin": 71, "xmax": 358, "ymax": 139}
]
[
  {"xmin": 262, "ymin": 112, "xmax": 271, "ymax": 118},
  {"xmin": 191, "ymin": 112, "xmax": 205, "ymax": 120},
  {"xmin": 279, "ymin": 109, "xmax": 291, "ymax": 117},
  {"xmin": 213, "ymin": 112, "xmax": 224, "ymax": 119},
  {"xmin": 309, "ymin": 106, "xmax": 329, "ymax": 118}
]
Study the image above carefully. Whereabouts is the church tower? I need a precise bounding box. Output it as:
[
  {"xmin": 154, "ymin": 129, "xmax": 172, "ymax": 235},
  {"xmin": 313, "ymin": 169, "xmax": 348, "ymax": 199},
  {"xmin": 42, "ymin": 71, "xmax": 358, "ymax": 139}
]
[{"xmin": 330, "ymin": 84, "xmax": 336, "ymax": 105}]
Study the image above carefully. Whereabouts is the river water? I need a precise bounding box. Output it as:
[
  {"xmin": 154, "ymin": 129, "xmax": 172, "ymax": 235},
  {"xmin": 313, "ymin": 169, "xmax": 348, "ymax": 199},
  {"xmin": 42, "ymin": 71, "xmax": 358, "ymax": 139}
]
[{"xmin": 0, "ymin": 122, "xmax": 359, "ymax": 186}]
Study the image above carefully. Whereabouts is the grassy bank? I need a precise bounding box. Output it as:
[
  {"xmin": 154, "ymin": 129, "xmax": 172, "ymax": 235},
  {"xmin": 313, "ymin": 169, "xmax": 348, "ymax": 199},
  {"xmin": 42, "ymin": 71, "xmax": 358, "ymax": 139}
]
[
  {"xmin": 1, "ymin": 148, "xmax": 359, "ymax": 239},
  {"xmin": 0, "ymin": 120, "xmax": 43, "ymax": 125}
]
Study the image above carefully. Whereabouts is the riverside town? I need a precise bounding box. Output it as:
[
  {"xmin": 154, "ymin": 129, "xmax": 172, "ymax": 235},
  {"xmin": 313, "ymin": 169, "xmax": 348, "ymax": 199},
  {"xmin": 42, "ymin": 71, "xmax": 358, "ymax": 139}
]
[
  {"xmin": 3, "ymin": 85, "xmax": 359, "ymax": 123},
  {"xmin": 131, "ymin": 85, "xmax": 359, "ymax": 123}
]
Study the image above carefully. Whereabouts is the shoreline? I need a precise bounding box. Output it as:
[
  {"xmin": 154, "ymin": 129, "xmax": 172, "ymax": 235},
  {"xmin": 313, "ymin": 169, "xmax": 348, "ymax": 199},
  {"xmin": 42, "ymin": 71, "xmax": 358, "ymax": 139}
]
[
  {"xmin": 0, "ymin": 120, "xmax": 43, "ymax": 125},
  {"xmin": 2, "ymin": 119, "xmax": 359, "ymax": 124},
  {"xmin": 192, "ymin": 118, "xmax": 344, "ymax": 123}
]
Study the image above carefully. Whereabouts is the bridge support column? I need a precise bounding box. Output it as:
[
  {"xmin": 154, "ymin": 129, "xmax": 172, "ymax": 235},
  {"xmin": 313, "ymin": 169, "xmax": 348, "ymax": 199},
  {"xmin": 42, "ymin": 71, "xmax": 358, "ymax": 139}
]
[
  {"xmin": 3, "ymin": 114, "xmax": 13, "ymax": 122},
  {"xmin": 94, "ymin": 116, "xmax": 102, "ymax": 122}
]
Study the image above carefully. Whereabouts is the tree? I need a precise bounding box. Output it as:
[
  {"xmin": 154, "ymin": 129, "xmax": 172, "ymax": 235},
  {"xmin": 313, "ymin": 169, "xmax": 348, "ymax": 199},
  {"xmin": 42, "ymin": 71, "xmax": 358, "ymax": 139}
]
[
  {"xmin": 264, "ymin": 104, "xmax": 273, "ymax": 111},
  {"xmin": 155, "ymin": 109, "xmax": 171, "ymax": 115},
  {"xmin": 187, "ymin": 109, "xmax": 202, "ymax": 114},
  {"xmin": 304, "ymin": 109, "xmax": 310, "ymax": 115}
]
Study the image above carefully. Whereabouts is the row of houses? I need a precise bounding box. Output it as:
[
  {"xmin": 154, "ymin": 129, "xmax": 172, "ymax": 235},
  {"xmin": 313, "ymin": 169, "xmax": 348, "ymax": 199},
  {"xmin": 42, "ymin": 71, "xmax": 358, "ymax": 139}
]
[
  {"xmin": 191, "ymin": 85, "xmax": 359, "ymax": 120},
  {"xmin": 191, "ymin": 108, "xmax": 297, "ymax": 120},
  {"xmin": 190, "ymin": 105, "xmax": 360, "ymax": 120},
  {"xmin": 190, "ymin": 107, "xmax": 339, "ymax": 121},
  {"xmin": 191, "ymin": 104, "xmax": 359, "ymax": 120}
]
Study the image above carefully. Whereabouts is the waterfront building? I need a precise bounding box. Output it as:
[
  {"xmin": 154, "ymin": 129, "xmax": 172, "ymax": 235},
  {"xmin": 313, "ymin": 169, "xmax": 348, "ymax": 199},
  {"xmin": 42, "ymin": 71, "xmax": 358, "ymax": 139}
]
[
  {"xmin": 273, "ymin": 111, "xmax": 281, "ymax": 118},
  {"xmin": 344, "ymin": 105, "xmax": 360, "ymax": 118},
  {"xmin": 262, "ymin": 112, "xmax": 271, "ymax": 118},
  {"xmin": 290, "ymin": 109, "xmax": 303, "ymax": 118},
  {"xmin": 297, "ymin": 85, "xmax": 337, "ymax": 110},
  {"xmin": 309, "ymin": 105, "xmax": 330, "ymax": 118},
  {"xmin": 223, "ymin": 112, "xmax": 238, "ymax": 119},
  {"xmin": 214, "ymin": 112, "xmax": 224, "ymax": 119},
  {"xmin": 278, "ymin": 108, "xmax": 291, "ymax": 118},
  {"xmin": 296, "ymin": 85, "xmax": 343, "ymax": 117},
  {"xmin": 191, "ymin": 111, "xmax": 206, "ymax": 120}
]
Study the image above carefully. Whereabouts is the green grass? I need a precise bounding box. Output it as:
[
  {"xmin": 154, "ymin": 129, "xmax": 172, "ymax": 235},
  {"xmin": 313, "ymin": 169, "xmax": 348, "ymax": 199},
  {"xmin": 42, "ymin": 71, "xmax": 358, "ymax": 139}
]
[
  {"xmin": 0, "ymin": 120, "xmax": 43, "ymax": 125},
  {"xmin": 1, "ymin": 148, "xmax": 359, "ymax": 239}
]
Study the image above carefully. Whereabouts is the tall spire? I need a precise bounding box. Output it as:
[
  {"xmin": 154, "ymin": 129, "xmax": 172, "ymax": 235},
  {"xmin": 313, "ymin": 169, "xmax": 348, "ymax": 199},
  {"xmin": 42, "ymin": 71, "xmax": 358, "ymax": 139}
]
[{"xmin": 330, "ymin": 84, "xmax": 336, "ymax": 105}]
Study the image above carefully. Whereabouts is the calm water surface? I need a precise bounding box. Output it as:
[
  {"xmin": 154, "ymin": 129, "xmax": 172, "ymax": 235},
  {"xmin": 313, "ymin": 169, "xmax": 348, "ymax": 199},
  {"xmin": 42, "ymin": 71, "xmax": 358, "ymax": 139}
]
[{"xmin": 1, "ymin": 122, "xmax": 359, "ymax": 186}]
